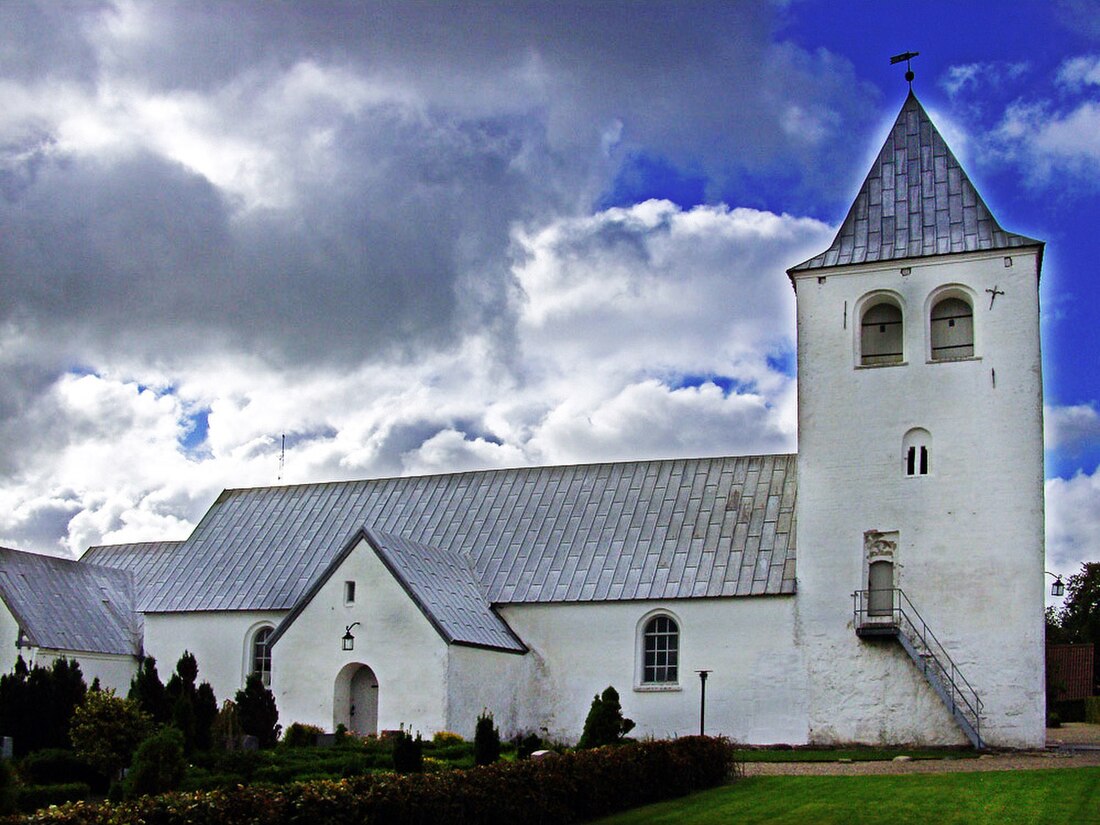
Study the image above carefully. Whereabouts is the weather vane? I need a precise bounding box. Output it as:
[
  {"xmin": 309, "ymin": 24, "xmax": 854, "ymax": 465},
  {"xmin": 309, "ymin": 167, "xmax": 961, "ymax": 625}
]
[{"xmin": 890, "ymin": 51, "xmax": 920, "ymax": 89}]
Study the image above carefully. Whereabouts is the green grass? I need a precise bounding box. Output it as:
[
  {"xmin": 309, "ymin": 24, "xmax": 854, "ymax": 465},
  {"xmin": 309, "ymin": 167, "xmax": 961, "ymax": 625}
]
[
  {"xmin": 733, "ymin": 747, "xmax": 976, "ymax": 762},
  {"xmin": 592, "ymin": 768, "xmax": 1100, "ymax": 825}
]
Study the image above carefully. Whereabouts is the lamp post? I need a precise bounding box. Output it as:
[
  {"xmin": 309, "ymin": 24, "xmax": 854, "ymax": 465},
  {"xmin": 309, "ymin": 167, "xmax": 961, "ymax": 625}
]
[
  {"xmin": 1046, "ymin": 571, "xmax": 1065, "ymax": 598},
  {"xmin": 695, "ymin": 670, "xmax": 712, "ymax": 736}
]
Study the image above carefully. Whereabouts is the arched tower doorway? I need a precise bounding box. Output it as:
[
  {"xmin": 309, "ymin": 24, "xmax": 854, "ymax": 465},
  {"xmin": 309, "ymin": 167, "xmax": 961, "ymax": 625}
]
[{"xmin": 333, "ymin": 663, "xmax": 379, "ymax": 735}]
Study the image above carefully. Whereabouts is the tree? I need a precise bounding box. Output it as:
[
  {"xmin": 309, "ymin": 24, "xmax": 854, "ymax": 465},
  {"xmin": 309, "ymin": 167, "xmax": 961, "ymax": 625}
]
[
  {"xmin": 1051, "ymin": 562, "xmax": 1100, "ymax": 691},
  {"xmin": 128, "ymin": 656, "xmax": 169, "ymax": 725},
  {"xmin": 235, "ymin": 673, "xmax": 280, "ymax": 747},
  {"xmin": 210, "ymin": 700, "xmax": 243, "ymax": 751},
  {"xmin": 0, "ymin": 656, "xmax": 86, "ymax": 757},
  {"xmin": 473, "ymin": 710, "xmax": 501, "ymax": 766},
  {"xmin": 70, "ymin": 690, "xmax": 152, "ymax": 782},
  {"xmin": 578, "ymin": 686, "xmax": 635, "ymax": 749}
]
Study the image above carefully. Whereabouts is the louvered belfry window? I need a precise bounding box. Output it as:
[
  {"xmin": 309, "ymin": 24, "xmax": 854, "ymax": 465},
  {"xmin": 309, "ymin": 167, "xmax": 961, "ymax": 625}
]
[
  {"xmin": 930, "ymin": 297, "xmax": 974, "ymax": 360},
  {"xmin": 643, "ymin": 615, "xmax": 679, "ymax": 683},
  {"xmin": 860, "ymin": 302, "xmax": 904, "ymax": 365}
]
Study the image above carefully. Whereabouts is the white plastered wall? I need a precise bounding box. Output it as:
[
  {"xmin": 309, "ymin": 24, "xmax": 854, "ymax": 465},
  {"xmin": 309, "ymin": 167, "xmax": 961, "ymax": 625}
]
[
  {"xmin": 445, "ymin": 644, "xmax": 530, "ymax": 739},
  {"xmin": 143, "ymin": 610, "xmax": 286, "ymax": 707},
  {"xmin": 792, "ymin": 248, "xmax": 1045, "ymax": 747},
  {"xmin": 271, "ymin": 537, "xmax": 449, "ymax": 736},
  {"xmin": 498, "ymin": 595, "xmax": 807, "ymax": 745},
  {"xmin": 30, "ymin": 649, "xmax": 138, "ymax": 694},
  {"xmin": 0, "ymin": 599, "xmax": 20, "ymax": 676}
]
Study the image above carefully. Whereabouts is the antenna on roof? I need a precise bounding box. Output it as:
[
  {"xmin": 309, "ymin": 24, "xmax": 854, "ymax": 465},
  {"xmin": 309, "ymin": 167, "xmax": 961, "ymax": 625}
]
[
  {"xmin": 277, "ymin": 433, "xmax": 285, "ymax": 482},
  {"xmin": 890, "ymin": 51, "xmax": 920, "ymax": 89}
]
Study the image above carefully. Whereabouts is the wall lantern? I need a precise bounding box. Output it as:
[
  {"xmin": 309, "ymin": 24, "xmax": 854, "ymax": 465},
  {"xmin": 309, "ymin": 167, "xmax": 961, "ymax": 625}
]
[
  {"xmin": 342, "ymin": 622, "xmax": 361, "ymax": 651},
  {"xmin": 1046, "ymin": 571, "xmax": 1065, "ymax": 598}
]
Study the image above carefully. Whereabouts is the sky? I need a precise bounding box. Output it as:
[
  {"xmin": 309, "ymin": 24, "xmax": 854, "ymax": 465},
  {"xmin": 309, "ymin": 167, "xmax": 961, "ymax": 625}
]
[{"xmin": 0, "ymin": 0, "xmax": 1098, "ymax": 594}]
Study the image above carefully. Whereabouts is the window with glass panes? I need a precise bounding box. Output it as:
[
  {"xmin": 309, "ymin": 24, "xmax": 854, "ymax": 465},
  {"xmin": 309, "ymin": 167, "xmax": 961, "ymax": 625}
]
[{"xmin": 643, "ymin": 615, "xmax": 679, "ymax": 683}]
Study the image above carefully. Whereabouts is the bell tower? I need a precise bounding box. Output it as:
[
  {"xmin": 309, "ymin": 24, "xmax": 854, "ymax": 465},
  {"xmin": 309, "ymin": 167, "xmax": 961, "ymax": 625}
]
[{"xmin": 787, "ymin": 91, "xmax": 1045, "ymax": 748}]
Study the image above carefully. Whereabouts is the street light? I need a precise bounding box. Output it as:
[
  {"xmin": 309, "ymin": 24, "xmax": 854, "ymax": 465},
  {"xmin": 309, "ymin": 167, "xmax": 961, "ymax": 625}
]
[{"xmin": 695, "ymin": 670, "xmax": 712, "ymax": 736}]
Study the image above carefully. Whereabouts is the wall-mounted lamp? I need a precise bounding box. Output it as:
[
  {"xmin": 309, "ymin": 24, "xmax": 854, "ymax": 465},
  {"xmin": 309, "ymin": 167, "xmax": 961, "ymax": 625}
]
[
  {"xmin": 900, "ymin": 267, "xmax": 911, "ymax": 276},
  {"xmin": 342, "ymin": 622, "xmax": 361, "ymax": 651},
  {"xmin": 1046, "ymin": 571, "xmax": 1065, "ymax": 598}
]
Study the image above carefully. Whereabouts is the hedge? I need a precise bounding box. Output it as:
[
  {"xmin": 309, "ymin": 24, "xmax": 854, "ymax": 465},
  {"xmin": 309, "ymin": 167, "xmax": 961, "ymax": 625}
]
[{"xmin": 2, "ymin": 736, "xmax": 736, "ymax": 825}]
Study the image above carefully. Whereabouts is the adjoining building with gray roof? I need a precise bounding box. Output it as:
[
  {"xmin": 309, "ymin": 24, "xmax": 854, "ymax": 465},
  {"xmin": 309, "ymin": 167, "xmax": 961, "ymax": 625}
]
[{"xmin": 4, "ymin": 91, "xmax": 1046, "ymax": 748}]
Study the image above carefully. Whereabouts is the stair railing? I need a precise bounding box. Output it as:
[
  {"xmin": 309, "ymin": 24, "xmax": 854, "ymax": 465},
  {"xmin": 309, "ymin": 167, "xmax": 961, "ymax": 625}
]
[{"xmin": 853, "ymin": 587, "xmax": 983, "ymax": 745}]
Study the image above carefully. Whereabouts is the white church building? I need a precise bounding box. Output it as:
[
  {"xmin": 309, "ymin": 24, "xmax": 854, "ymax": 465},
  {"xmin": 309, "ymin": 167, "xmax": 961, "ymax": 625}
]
[{"xmin": 0, "ymin": 92, "xmax": 1046, "ymax": 749}]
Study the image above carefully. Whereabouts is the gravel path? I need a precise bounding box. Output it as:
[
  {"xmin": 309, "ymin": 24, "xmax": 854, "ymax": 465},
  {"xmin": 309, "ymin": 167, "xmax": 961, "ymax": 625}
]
[{"xmin": 743, "ymin": 724, "xmax": 1100, "ymax": 776}]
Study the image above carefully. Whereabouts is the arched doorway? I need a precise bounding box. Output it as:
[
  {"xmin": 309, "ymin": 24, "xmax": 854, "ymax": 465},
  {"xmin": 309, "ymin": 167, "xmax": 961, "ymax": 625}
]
[{"xmin": 333, "ymin": 663, "xmax": 379, "ymax": 735}]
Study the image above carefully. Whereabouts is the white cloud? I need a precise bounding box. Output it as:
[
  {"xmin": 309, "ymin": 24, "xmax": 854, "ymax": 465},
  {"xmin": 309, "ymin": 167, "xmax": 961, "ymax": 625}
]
[
  {"xmin": 1046, "ymin": 467, "xmax": 1100, "ymax": 581},
  {"xmin": 1057, "ymin": 55, "xmax": 1100, "ymax": 90},
  {"xmin": 1045, "ymin": 403, "xmax": 1100, "ymax": 450}
]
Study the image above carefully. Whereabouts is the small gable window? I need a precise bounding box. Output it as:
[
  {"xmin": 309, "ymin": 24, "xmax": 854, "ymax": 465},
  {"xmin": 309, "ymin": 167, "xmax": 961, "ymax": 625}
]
[
  {"xmin": 930, "ymin": 296, "xmax": 974, "ymax": 360},
  {"xmin": 251, "ymin": 626, "xmax": 273, "ymax": 686},
  {"xmin": 860, "ymin": 301, "xmax": 904, "ymax": 366},
  {"xmin": 344, "ymin": 581, "xmax": 356, "ymax": 605},
  {"xmin": 643, "ymin": 615, "xmax": 679, "ymax": 684},
  {"xmin": 903, "ymin": 428, "xmax": 932, "ymax": 477}
]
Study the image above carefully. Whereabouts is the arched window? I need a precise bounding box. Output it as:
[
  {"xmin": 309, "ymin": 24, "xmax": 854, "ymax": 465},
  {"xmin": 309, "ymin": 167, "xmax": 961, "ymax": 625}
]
[
  {"xmin": 930, "ymin": 296, "xmax": 974, "ymax": 360},
  {"xmin": 642, "ymin": 615, "xmax": 679, "ymax": 684},
  {"xmin": 251, "ymin": 626, "xmax": 273, "ymax": 686},
  {"xmin": 860, "ymin": 301, "xmax": 903, "ymax": 365},
  {"xmin": 902, "ymin": 428, "xmax": 932, "ymax": 477}
]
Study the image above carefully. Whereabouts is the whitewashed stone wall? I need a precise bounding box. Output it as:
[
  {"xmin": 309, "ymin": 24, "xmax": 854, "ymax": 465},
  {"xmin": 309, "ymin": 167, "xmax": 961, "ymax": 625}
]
[
  {"xmin": 792, "ymin": 248, "xmax": 1045, "ymax": 747},
  {"xmin": 143, "ymin": 609, "xmax": 286, "ymax": 707}
]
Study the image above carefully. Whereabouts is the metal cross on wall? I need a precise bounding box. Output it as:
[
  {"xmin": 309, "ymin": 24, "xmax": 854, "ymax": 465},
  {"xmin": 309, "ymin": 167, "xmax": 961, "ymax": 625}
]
[{"xmin": 986, "ymin": 286, "xmax": 1005, "ymax": 309}]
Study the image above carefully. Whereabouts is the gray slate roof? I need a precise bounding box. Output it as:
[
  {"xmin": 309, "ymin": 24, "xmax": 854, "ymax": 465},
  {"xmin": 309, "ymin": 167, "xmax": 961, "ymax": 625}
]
[
  {"xmin": 790, "ymin": 91, "xmax": 1042, "ymax": 273},
  {"xmin": 0, "ymin": 546, "xmax": 140, "ymax": 656},
  {"xmin": 83, "ymin": 454, "xmax": 798, "ymax": 620}
]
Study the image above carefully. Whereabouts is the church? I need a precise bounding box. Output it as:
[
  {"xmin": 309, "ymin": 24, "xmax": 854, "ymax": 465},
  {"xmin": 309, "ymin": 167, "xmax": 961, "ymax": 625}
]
[{"xmin": 0, "ymin": 91, "xmax": 1046, "ymax": 749}]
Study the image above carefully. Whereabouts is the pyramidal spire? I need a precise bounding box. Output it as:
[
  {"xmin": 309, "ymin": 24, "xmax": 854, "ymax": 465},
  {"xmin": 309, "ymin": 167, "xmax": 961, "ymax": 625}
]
[{"xmin": 790, "ymin": 92, "xmax": 1041, "ymax": 273}]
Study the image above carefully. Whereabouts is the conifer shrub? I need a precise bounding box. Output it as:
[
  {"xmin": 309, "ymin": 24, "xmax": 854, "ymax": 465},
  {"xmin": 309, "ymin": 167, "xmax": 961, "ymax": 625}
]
[
  {"xmin": 391, "ymin": 729, "xmax": 423, "ymax": 773},
  {"xmin": 473, "ymin": 710, "xmax": 501, "ymax": 766},
  {"xmin": 578, "ymin": 685, "xmax": 635, "ymax": 748},
  {"xmin": 514, "ymin": 731, "xmax": 543, "ymax": 760},
  {"xmin": 234, "ymin": 674, "xmax": 280, "ymax": 748},
  {"xmin": 0, "ymin": 757, "xmax": 16, "ymax": 816},
  {"xmin": 281, "ymin": 724, "xmax": 324, "ymax": 748}
]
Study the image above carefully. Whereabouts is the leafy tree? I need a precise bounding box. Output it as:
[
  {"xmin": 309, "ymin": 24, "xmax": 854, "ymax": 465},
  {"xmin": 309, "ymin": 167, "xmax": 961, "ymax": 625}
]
[
  {"xmin": 125, "ymin": 727, "xmax": 187, "ymax": 799},
  {"xmin": 70, "ymin": 689, "xmax": 152, "ymax": 782},
  {"xmin": 473, "ymin": 710, "xmax": 501, "ymax": 766},
  {"xmin": 235, "ymin": 673, "xmax": 280, "ymax": 748},
  {"xmin": 1050, "ymin": 562, "xmax": 1100, "ymax": 691},
  {"xmin": 128, "ymin": 656, "xmax": 169, "ymax": 724},
  {"xmin": 578, "ymin": 686, "xmax": 635, "ymax": 749}
]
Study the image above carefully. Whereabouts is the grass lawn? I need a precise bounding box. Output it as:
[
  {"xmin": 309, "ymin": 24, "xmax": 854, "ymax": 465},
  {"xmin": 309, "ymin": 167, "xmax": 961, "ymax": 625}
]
[{"xmin": 592, "ymin": 767, "xmax": 1100, "ymax": 825}]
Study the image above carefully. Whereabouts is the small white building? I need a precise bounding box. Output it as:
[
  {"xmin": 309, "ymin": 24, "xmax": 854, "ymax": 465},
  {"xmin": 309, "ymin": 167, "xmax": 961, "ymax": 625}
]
[{"xmin": 2, "ymin": 91, "xmax": 1046, "ymax": 748}]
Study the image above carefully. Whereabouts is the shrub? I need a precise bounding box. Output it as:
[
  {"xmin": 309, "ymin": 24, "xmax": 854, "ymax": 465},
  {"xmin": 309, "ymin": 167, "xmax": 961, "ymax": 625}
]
[
  {"xmin": 0, "ymin": 656, "xmax": 87, "ymax": 758},
  {"xmin": 473, "ymin": 711, "xmax": 501, "ymax": 766},
  {"xmin": 210, "ymin": 700, "xmax": 243, "ymax": 751},
  {"xmin": 392, "ymin": 729, "xmax": 423, "ymax": 773},
  {"xmin": 431, "ymin": 730, "xmax": 464, "ymax": 745},
  {"xmin": 16, "ymin": 749, "xmax": 97, "ymax": 787},
  {"xmin": 1086, "ymin": 696, "xmax": 1100, "ymax": 724},
  {"xmin": 282, "ymin": 723, "xmax": 324, "ymax": 748},
  {"xmin": 125, "ymin": 728, "xmax": 187, "ymax": 799},
  {"xmin": 128, "ymin": 657, "xmax": 169, "ymax": 725},
  {"xmin": 235, "ymin": 674, "xmax": 280, "ymax": 748},
  {"xmin": 514, "ymin": 731, "xmax": 543, "ymax": 760},
  {"xmin": 69, "ymin": 690, "xmax": 153, "ymax": 783},
  {"xmin": 0, "ymin": 757, "xmax": 16, "ymax": 816},
  {"xmin": 16, "ymin": 782, "xmax": 91, "ymax": 813},
  {"xmin": 578, "ymin": 685, "xmax": 635, "ymax": 748},
  {"xmin": 0, "ymin": 737, "xmax": 736, "ymax": 825}
]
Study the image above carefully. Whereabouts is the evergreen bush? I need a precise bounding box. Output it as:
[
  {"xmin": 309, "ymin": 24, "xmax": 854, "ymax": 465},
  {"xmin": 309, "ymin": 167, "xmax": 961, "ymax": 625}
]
[
  {"xmin": 0, "ymin": 757, "xmax": 16, "ymax": 816},
  {"xmin": 234, "ymin": 675, "xmax": 280, "ymax": 748},
  {"xmin": 578, "ymin": 685, "xmax": 635, "ymax": 748},
  {"xmin": 473, "ymin": 710, "xmax": 501, "ymax": 766},
  {"xmin": 282, "ymin": 723, "xmax": 324, "ymax": 747},
  {"xmin": 391, "ymin": 728, "xmax": 423, "ymax": 773}
]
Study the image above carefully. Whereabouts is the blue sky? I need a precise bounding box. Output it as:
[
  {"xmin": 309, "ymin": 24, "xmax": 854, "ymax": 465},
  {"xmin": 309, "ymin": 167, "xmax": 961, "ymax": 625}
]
[{"xmin": 0, "ymin": 0, "xmax": 1096, "ymax": 579}]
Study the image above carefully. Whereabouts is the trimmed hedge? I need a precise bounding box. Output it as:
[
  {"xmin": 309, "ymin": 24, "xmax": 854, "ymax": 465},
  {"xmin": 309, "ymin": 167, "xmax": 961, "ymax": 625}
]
[{"xmin": 2, "ymin": 736, "xmax": 735, "ymax": 825}]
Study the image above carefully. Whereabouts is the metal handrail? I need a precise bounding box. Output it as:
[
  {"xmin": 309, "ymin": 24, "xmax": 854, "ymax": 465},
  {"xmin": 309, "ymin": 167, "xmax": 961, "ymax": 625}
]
[{"xmin": 853, "ymin": 587, "xmax": 983, "ymax": 741}]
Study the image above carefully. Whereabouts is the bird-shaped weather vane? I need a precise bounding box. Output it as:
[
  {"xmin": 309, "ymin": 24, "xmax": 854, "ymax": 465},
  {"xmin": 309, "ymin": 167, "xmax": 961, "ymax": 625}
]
[{"xmin": 890, "ymin": 51, "xmax": 920, "ymax": 89}]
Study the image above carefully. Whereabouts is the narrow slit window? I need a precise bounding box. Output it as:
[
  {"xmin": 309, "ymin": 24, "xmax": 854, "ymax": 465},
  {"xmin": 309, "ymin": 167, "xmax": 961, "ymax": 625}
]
[
  {"xmin": 860, "ymin": 302, "xmax": 903, "ymax": 365},
  {"xmin": 344, "ymin": 580, "xmax": 356, "ymax": 605},
  {"xmin": 930, "ymin": 297, "xmax": 974, "ymax": 360}
]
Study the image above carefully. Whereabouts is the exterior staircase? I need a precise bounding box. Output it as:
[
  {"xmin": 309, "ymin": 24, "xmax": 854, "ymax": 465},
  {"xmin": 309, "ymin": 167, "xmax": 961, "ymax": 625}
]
[{"xmin": 853, "ymin": 587, "xmax": 984, "ymax": 749}]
